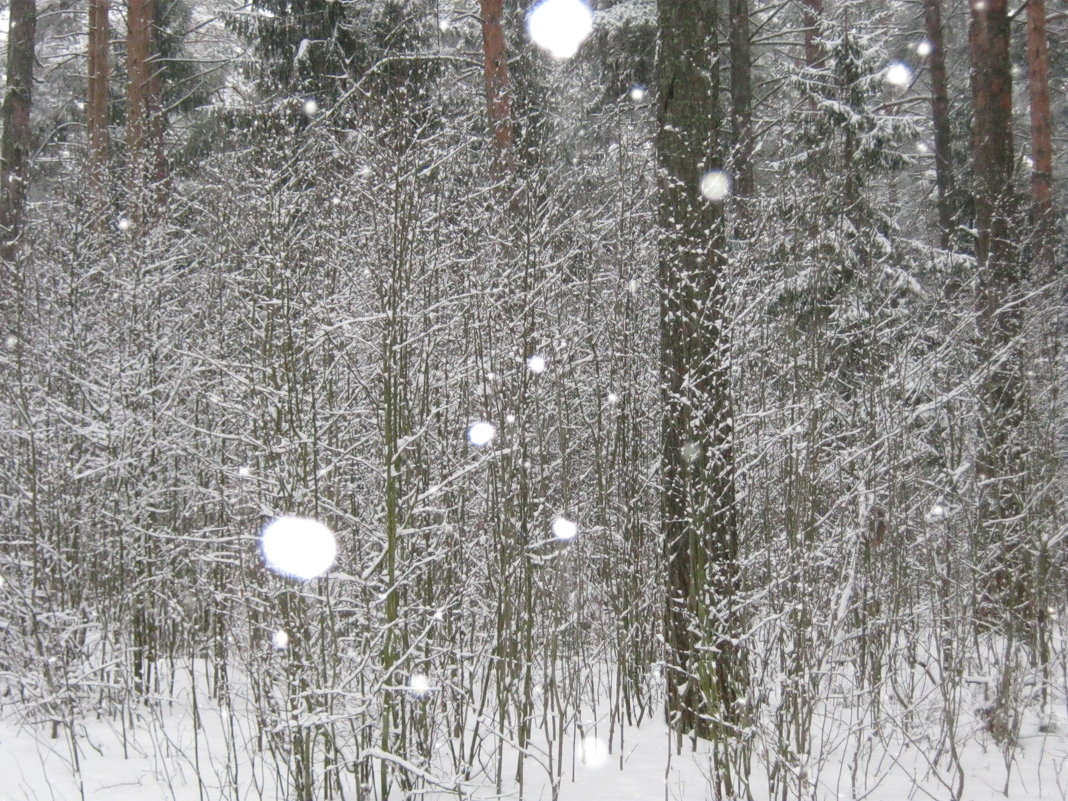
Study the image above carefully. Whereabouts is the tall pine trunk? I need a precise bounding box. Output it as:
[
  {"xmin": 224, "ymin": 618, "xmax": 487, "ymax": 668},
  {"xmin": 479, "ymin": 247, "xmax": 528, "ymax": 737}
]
[
  {"xmin": 729, "ymin": 0, "xmax": 754, "ymax": 205},
  {"xmin": 969, "ymin": 0, "xmax": 1024, "ymax": 625},
  {"xmin": 1025, "ymin": 0, "xmax": 1055, "ymax": 281},
  {"xmin": 127, "ymin": 0, "xmax": 164, "ymax": 218},
  {"xmin": 657, "ymin": 2, "xmax": 743, "ymax": 787},
  {"xmin": 88, "ymin": 0, "xmax": 110, "ymax": 194},
  {"xmin": 479, "ymin": 0, "xmax": 514, "ymax": 170},
  {"xmin": 0, "ymin": 0, "xmax": 37, "ymax": 261},
  {"xmin": 923, "ymin": 0, "xmax": 956, "ymax": 248}
]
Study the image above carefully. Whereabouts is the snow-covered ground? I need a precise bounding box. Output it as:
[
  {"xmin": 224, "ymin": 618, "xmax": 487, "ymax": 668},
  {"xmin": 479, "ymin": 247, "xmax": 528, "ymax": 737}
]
[{"xmin": 3, "ymin": 662, "xmax": 1067, "ymax": 801}]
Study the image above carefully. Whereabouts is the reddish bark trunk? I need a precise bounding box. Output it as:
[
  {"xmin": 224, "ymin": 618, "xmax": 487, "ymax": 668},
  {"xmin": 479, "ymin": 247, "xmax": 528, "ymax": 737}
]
[
  {"xmin": 0, "ymin": 0, "xmax": 38, "ymax": 260},
  {"xmin": 480, "ymin": 0, "xmax": 514, "ymax": 169},
  {"xmin": 1026, "ymin": 0, "xmax": 1056, "ymax": 281},
  {"xmin": 127, "ymin": 0, "xmax": 165, "ymax": 212},
  {"xmin": 802, "ymin": 0, "xmax": 823, "ymax": 69},
  {"xmin": 970, "ymin": 0, "xmax": 1025, "ymax": 626},
  {"xmin": 88, "ymin": 0, "xmax": 110, "ymax": 192}
]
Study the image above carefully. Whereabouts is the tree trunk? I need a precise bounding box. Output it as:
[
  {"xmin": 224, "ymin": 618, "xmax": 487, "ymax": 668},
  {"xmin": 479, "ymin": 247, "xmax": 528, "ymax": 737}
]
[
  {"xmin": 0, "ymin": 0, "xmax": 38, "ymax": 261},
  {"xmin": 729, "ymin": 0, "xmax": 754, "ymax": 205},
  {"xmin": 802, "ymin": 0, "xmax": 823, "ymax": 69},
  {"xmin": 656, "ymin": 0, "xmax": 742, "ymax": 759},
  {"xmin": 88, "ymin": 0, "xmax": 110, "ymax": 193},
  {"xmin": 127, "ymin": 0, "xmax": 164, "ymax": 215},
  {"xmin": 970, "ymin": 0, "xmax": 1024, "ymax": 625},
  {"xmin": 479, "ymin": 0, "xmax": 514, "ymax": 170},
  {"xmin": 1026, "ymin": 0, "xmax": 1055, "ymax": 282},
  {"xmin": 923, "ymin": 0, "xmax": 957, "ymax": 248}
]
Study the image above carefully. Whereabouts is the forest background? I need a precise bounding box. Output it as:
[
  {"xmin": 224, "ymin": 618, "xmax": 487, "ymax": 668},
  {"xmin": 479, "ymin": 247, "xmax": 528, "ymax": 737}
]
[{"xmin": 0, "ymin": 0, "xmax": 1065, "ymax": 799}]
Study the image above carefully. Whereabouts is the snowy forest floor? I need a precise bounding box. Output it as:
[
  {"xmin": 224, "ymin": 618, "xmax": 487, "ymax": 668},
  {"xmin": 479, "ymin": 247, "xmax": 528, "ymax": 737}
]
[{"xmin": 3, "ymin": 659, "xmax": 1068, "ymax": 801}]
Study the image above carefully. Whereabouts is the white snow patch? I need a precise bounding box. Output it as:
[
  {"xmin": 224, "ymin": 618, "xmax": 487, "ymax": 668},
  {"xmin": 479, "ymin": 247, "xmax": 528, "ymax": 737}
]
[
  {"xmin": 552, "ymin": 516, "xmax": 578, "ymax": 541},
  {"xmin": 699, "ymin": 170, "xmax": 732, "ymax": 202},
  {"xmin": 527, "ymin": 0, "xmax": 594, "ymax": 59},
  {"xmin": 259, "ymin": 516, "xmax": 337, "ymax": 580},
  {"xmin": 467, "ymin": 421, "xmax": 497, "ymax": 447},
  {"xmin": 883, "ymin": 62, "xmax": 913, "ymax": 89}
]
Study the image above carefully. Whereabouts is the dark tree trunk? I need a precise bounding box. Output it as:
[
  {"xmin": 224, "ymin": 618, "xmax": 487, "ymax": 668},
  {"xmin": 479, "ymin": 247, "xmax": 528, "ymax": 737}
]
[
  {"xmin": 923, "ymin": 0, "xmax": 957, "ymax": 248},
  {"xmin": 656, "ymin": 0, "xmax": 742, "ymax": 752},
  {"xmin": 0, "ymin": 0, "xmax": 37, "ymax": 261},
  {"xmin": 480, "ymin": 0, "xmax": 514, "ymax": 170},
  {"xmin": 970, "ymin": 0, "xmax": 1024, "ymax": 623},
  {"xmin": 88, "ymin": 0, "xmax": 110, "ymax": 193},
  {"xmin": 127, "ymin": 0, "xmax": 164, "ymax": 215},
  {"xmin": 729, "ymin": 0, "xmax": 754, "ymax": 205},
  {"xmin": 802, "ymin": 0, "xmax": 823, "ymax": 69},
  {"xmin": 1026, "ymin": 0, "xmax": 1056, "ymax": 281}
]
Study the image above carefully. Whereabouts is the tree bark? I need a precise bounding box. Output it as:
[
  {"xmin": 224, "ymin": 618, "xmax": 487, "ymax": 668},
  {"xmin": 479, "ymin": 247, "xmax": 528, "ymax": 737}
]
[
  {"xmin": 479, "ymin": 0, "xmax": 514, "ymax": 170},
  {"xmin": 729, "ymin": 0, "xmax": 754, "ymax": 205},
  {"xmin": 657, "ymin": 0, "xmax": 742, "ymax": 755},
  {"xmin": 88, "ymin": 0, "xmax": 110, "ymax": 193},
  {"xmin": 923, "ymin": 0, "xmax": 957, "ymax": 248},
  {"xmin": 1026, "ymin": 0, "xmax": 1055, "ymax": 282},
  {"xmin": 127, "ymin": 0, "xmax": 164, "ymax": 214},
  {"xmin": 0, "ymin": 0, "xmax": 38, "ymax": 261},
  {"xmin": 970, "ymin": 0, "xmax": 1024, "ymax": 624},
  {"xmin": 802, "ymin": 0, "xmax": 823, "ymax": 69}
]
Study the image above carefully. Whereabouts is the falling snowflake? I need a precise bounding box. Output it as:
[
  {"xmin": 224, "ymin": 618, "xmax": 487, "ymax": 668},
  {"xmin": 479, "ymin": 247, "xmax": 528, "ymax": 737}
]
[
  {"xmin": 303, "ymin": 98, "xmax": 319, "ymax": 117},
  {"xmin": 699, "ymin": 170, "xmax": 732, "ymax": 202},
  {"xmin": 260, "ymin": 516, "xmax": 337, "ymax": 580},
  {"xmin": 527, "ymin": 354, "xmax": 547, "ymax": 374},
  {"xmin": 467, "ymin": 421, "xmax": 497, "ymax": 447},
  {"xmin": 238, "ymin": 466, "xmax": 251, "ymax": 477},
  {"xmin": 606, "ymin": 391, "xmax": 619, "ymax": 405},
  {"xmin": 883, "ymin": 62, "xmax": 912, "ymax": 89},
  {"xmin": 576, "ymin": 735, "xmax": 610, "ymax": 768},
  {"xmin": 409, "ymin": 674, "xmax": 431, "ymax": 696},
  {"xmin": 552, "ymin": 516, "xmax": 578, "ymax": 541},
  {"xmin": 527, "ymin": 0, "xmax": 594, "ymax": 59},
  {"xmin": 916, "ymin": 40, "xmax": 933, "ymax": 57},
  {"xmin": 117, "ymin": 217, "xmax": 132, "ymax": 233},
  {"xmin": 272, "ymin": 630, "xmax": 289, "ymax": 649},
  {"xmin": 629, "ymin": 84, "xmax": 647, "ymax": 102}
]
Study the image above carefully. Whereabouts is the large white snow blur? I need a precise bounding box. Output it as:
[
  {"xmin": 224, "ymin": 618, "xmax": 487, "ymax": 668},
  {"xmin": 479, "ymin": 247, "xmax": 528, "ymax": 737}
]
[
  {"xmin": 552, "ymin": 516, "xmax": 578, "ymax": 540},
  {"xmin": 577, "ymin": 735, "xmax": 610, "ymax": 768},
  {"xmin": 467, "ymin": 421, "xmax": 497, "ymax": 446},
  {"xmin": 527, "ymin": 0, "xmax": 594, "ymax": 59},
  {"xmin": 260, "ymin": 516, "xmax": 337, "ymax": 580},
  {"xmin": 700, "ymin": 170, "xmax": 732, "ymax": 202},
  {"xmin": 883, "ymin": 62, "xmax": 913, "ymax": 89}
]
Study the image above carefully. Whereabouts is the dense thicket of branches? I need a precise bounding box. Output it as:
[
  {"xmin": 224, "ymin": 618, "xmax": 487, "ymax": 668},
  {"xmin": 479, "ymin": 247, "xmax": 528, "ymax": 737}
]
[{"xmin": 0, "ymin": 1, "xmax": 1064, "ymax": 799}]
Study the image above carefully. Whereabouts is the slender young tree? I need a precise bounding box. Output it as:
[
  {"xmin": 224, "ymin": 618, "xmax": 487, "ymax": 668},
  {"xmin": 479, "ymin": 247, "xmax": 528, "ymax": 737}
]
[
  {"xmin": 0, "ymin": 0, "xmax": 38, "ymax": 261},
  {"xmin": 87, "ymin": 0, "xmax": 110, "ymax": 193},
  {"xmin": 656, "ymin": 0, "xmax": 743, "ymax": 768},
  {"xmin": 923, "ymin": 0, "xmax": 957, "ymax": 248},
  {"xmin": 1025, "ymin": 0, "xmax": 1055, "ymax": 281}
]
